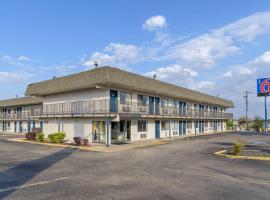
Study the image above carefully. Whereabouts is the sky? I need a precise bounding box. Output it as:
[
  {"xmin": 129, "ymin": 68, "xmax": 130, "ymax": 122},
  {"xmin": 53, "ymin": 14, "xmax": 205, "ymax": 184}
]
[{"xmin": 1, "ymin": 0, "xmax": 270, "ymax": 119}]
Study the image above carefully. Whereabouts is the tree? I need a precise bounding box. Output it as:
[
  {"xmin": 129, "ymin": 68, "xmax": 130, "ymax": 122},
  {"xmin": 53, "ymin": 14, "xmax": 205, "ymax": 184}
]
[
  {"xmin": 253, "ymin": 116, "xmax": 263, "ymax": 132},
  {"xmin": 226, "ymin": 119, "xmax": 234, "ymax": 130},
  {"xmin": 238, "ymin": 116, "xmax": 247, "ymax": 124}
]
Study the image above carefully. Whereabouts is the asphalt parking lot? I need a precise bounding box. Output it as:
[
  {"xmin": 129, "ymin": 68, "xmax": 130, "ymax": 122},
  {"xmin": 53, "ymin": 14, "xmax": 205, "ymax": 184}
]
[{"xmin": 0, "ymin": 132, "xmax": 270, "ymax": 200}]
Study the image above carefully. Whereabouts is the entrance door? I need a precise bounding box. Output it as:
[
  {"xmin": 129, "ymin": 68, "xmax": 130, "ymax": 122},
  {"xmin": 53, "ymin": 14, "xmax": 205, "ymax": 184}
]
[
  {"xmin": 149, "ymin": 96, "xmax": 154, "ymax": 115},
  {"xmin": 179, "ymin": 101, "xmax": 183, "ymax": 116},
  {"xmin": 111, "ymin": 122, "xmax": 119, "ymax": 141},
  {"xmin": 27, "ymin": 121, "xmax": 30, "ymax": 133},
  {"xmin": 126, "ymin": 121, "xmax": 131, "ymax": 141},
  {"xmin": 110, "ymin": 90, "xmax": 118, "ymax": 112},
  {"xmin": 182, "ymin": 102, "xmax": 186, "ymax": 116},
  {"xmin": 202, "ymin": 121, "xmax": 204, "ymax": 133},
  {"xmin": 183, "ymin": 121, "xmax": 186, "ymax": 135},
  {"xmin": 155, "ymin": 97, "xmax": 160, "ymax": 115},
  {"xmin": 19, "ymin": 121, "xmax": 22, "ymax": 132},
  {"xmin": 14, "ymin": 122, "xmax": 17, "ymax": 132},
  {"xmin": 199, "ymin": 121, "xmax": 203, "ymax": 133},
  {"xmin": 179, "ymin": 121, "xmax": 183, "ymax": 136},
  {"xmin": 155, "ymin": 120, "xmax": 160, "ymax": 139}
]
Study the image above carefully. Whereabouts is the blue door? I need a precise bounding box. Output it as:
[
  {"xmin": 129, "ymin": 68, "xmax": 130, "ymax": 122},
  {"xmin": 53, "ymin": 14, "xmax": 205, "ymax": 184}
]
[
  {"xmin": 40, "ymin": 121, "xmax": 43, "ymax": 131},
  {"xmin": 32, "ymin": 121, "xmax": 36, "ymax": 132},
  {"xmin": 110, "ymin": 90, "xmax": 118, "ymax": 112},
  {"xmin": 27, "ymin": 121, "xmax": 30, "ymax": 132},
  {"xmin": 19, "ymin": 121, "xmax": 22, "ymax": 132},
  {"xmin": 183, "ymin": 121, "xmax": 186, "ymax": 135},
  {"xmin": 14, "ymin": 122, "xmax": 17, "ymax": 132},
  {"xmin": 202, "ymin": 121, "xmax": 204, "ymax": 133},
  {"xmin": 195, "ymin": 121, "xmax": 198, "ymax": 134},
  {"xmin": 179, "ymin": 101, "xmax": 183, "ymax": 116},
  {"xmin": 179, "ymin": 121, "xmax": 183, "ymax": 136},
  {"xmin": 155, "ymin": 120, "xmax": 160, "ymax": 138},
  {"xmin": 155, "ymin": 97, "xmax": 160, "ymax": 115},
  {"xmin": 182, "ymin": 102, "xmax": 186, "ymax": 116},
  {"xmin": 149, "ymin": 96, "xmax": 154, "ymax": 115}
]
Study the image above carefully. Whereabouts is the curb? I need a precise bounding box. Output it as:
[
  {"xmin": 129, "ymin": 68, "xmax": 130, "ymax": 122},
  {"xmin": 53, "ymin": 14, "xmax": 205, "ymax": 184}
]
[
  {"xmin": 7, "ymin": 138, "xmax": 168, "ymax": 153},
  {"xmin": 214, "ymin": 149, "xmax": 270, "ymax": 161}
]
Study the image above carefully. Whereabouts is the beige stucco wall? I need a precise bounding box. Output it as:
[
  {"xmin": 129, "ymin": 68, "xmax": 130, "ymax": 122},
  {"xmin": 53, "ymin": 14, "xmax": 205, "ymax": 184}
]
[
  {"xmin": 131, "ymin": 119, "xmax": 155, "ymax": 141},
  {"xmin": 43, "ymin": 118, "xmax": 96, "ymax": 143},
  {"xmin": 43, "ymin": 88, "xmax": 109, "ymax": 105}
]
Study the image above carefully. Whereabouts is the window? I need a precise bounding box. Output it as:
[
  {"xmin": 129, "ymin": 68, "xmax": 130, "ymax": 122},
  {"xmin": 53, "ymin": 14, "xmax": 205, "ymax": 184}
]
[
  {"xmin": 174, "ymin": 100, "xmax": 178, "ymax": 108},
  {"xmin": 138, "ymin": 120, "xmax": 147, "ymax": 132},
  {"xmin": 170, "ymin": 100, "xmax": 177, "ymax": 108},
  {"xmin": 137, "ymin": 94, "xmax": 147, "ymax": 106},
  {"xmin": 160, "ymin": 99, "xmax": 168, "ymax": 108},
  {"xmin": 187, "ymin": 121, "xmax": 192, "ymax": 129},
  {"xmin": 120, "ymin": 91, "xmax": 132, "ymax": 105},
  {"xmin": 161, "ymin": 121, "xmax": 169, "ymax": 130},
  {"xmin": 171, "ymin": 121, "xmax": 178, "ymax": 130}
]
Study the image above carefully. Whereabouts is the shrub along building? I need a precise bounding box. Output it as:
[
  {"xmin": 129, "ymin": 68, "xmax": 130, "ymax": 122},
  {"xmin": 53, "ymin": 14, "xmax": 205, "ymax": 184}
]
[
  {"xmin": 0, "ymin": 97, "xmax": 43, "ymax": 133},
  {"xmin": 0, "ymin": 66, "xmax": 233, "ymax": 145}
]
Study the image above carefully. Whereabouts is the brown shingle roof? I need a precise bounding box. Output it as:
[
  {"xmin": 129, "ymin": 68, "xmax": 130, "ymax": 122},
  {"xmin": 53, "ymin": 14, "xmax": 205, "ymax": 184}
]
[
  {"xmin": 0, "ymin": 97, "xmax": 43, "ymax": 108},
  {"xmin": 25, "ymin": 66, "xmax": 234, "ymax": 108}
]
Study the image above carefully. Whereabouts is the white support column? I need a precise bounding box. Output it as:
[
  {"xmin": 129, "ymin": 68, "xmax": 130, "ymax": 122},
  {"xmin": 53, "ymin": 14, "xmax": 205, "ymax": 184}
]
[
  {"xmin": 106, "ymin": 118, "xmax": 111, "ymax": 147},
  {"xmin": 169, "ymin": 120, "xmax": 171, "ymax": 139}
]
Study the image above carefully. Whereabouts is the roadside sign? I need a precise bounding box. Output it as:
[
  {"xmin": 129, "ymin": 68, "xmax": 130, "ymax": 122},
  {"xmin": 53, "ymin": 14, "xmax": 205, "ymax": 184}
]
[{"xmin": 257, "ymin": 78, "xmax": 270, "ymax": 96}]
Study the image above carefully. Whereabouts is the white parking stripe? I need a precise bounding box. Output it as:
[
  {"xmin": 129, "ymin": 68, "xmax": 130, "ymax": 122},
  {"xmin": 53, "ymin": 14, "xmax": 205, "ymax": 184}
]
[
  {"xmin": 164, "ymin": 168, "xmax": 270, "ymax": 186},
  {"xmin": 0, "ymin": 177, "xmax": 69, "ymax": 193}
]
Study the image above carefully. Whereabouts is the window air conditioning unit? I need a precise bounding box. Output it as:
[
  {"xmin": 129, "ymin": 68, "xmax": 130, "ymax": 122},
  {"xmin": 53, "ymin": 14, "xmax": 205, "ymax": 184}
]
[{"xmin": 140, "ymin": 134, "xmax": 147, "ymax": 139}]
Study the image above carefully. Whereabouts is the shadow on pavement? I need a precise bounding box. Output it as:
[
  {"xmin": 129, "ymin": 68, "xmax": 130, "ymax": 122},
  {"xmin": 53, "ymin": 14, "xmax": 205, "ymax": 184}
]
[
  {"xmin": 235, "ymin": 131, "xmax": 270, "ymax": 136},
  {"xmin": 0, "ymin": 148, "xmax": 76, "ymax": 199}
]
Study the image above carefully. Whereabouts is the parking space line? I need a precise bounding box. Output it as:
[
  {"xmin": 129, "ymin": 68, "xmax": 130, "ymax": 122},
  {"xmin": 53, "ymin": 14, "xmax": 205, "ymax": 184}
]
[
  {"xmin": 164, "ymin": 168, "xmax": 270, "ymax": 186},
  {"xmin": 0, "ymin": 177, "xmax": 69, "ymax": 193}
]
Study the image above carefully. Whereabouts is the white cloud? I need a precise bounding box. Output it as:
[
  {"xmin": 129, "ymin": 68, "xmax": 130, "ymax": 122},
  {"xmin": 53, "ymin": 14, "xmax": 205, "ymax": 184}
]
[
  {"xmin": 216, "ymin": 11, "xmax": 270, "ymax": 42},
  {"xmin": 192, "ymin": 80, "xmax": 216, "ymax": 91},
  {"xmin": 165, "ymin": 11, "xmax": 270, "ymax": 68},
  {"xmin": 0, "ymin": 71, "xmax": 30, "ymax": 83},
  {"xmin": 143, "ymin": 15, "xmax": 167, "ymax": 31},
  {"xmin": 17, "ymin": 56, "xmax": 30, "ymax": 61},
  {"xmin": 83, "ymin": 43, "xmax": 140, "ymax": 68},
  {"xmin": 253, "ymin": 51, "xmax": 270, "ymax": 64},
  {"xmin": 0, "ymin": 55, "xmax": 30, "ymax": 66},
  {"xmin": 145, "ymin": 64, "xmax": 198, "ymax": 86},
  {"xmin": 167, "ymin": 34, "xmax": 239, "ymax": 67}
]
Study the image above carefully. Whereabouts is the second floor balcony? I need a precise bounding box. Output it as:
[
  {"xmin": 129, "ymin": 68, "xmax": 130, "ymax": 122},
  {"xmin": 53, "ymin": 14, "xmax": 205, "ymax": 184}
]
[
  {"xmin": 40, "ymin": 99, "xmax": 233, "ymax": 119},
  {"xmin": 0, "ymin": 110, "xmax": 42, "ymax": 120}
]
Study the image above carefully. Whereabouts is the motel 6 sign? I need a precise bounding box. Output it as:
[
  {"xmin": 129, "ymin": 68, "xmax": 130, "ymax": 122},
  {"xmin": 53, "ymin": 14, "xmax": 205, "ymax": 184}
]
[{"xmin": 257, "ymin": 78, "xmax": 270, "ymax": 96}]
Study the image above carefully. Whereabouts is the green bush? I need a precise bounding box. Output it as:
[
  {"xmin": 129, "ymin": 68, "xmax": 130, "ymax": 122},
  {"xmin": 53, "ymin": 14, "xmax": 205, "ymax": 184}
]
[
  {"xmin": 232, "ymin": 141, "xmax": 245, "ymax": 155},
  {"xmin": 253, "ymin": 116, "xmax": 263, "ymax": 132},
  {"xmin": 48, "ymin": 132, "xmax": 65, "ymax": 144},
  {"xmin": 35, "ymin": 133, "xmax": 45, "ymax": 142}
]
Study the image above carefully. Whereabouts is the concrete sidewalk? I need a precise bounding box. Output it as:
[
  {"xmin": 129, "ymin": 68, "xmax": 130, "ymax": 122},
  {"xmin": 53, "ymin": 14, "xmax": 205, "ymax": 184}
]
[{"xmin": 8, "ymin": 138, "xmax": 168, "ymax": 153}]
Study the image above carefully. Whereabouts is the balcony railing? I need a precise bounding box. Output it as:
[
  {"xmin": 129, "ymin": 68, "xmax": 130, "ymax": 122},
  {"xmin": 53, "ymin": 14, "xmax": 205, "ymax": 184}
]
[
  {"xmin": 0, "ymin": 110, "xmax": 42, "ymax": 120},
  {"xmin": 40, "ymin": 99, "xmax": 233, "ymax": 119}
]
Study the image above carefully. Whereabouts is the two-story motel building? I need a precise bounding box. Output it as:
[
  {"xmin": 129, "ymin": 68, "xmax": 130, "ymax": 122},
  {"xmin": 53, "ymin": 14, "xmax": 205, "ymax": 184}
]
[
  {"xmin": 0, "ymin": 66, "xmax": 233, "ymax": 145},
  {"xmin": 0, "ymin": 97, "xmax": 43, "ymax": 133}
]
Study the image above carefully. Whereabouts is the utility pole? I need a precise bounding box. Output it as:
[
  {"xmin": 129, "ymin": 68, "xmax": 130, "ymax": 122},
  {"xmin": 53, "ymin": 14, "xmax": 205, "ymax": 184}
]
[{"xmin": 243, "ymin": 91, "xmax": 249, "ymax": 131}]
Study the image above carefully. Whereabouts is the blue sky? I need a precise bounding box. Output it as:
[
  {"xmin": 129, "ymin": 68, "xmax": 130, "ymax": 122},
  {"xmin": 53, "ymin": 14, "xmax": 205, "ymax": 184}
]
[{"xmin": 1, "ymin": 0, "xmax": 270, "ymax": 118}]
